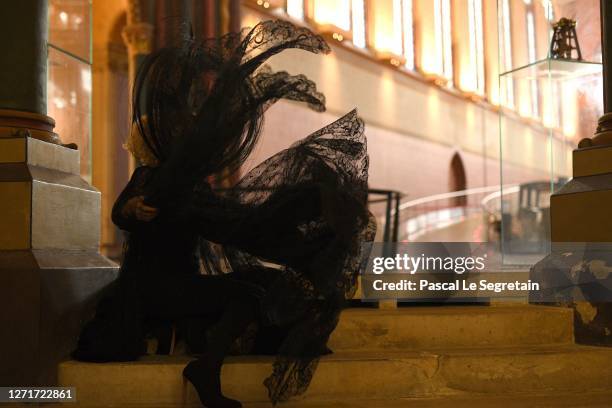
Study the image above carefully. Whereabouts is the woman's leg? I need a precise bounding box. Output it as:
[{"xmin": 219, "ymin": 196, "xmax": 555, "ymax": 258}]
[
  {"xmin": 142, "ymin": 274, "xmax": 261, "ymax": 408},
  {"xmin": 183, "ymin": 292, "xmax": 259, "ymax": 408}
]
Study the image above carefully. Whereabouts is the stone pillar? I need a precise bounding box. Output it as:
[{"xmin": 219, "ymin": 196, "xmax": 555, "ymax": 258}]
[
  {"xmin": 0, "ymin": 1, "xmax": 117, "ymax": 386},
  {"xmin": 122, "ymin": 0, "xmax": 154, "ymax": 174},
  {"xmin": 154, "ymin": 0, "xmax": 192, "ymax": 48},
  {"xmin": 0, "ymin": 0, "xmax": 47, "ymax": 114},
  {"xmin": 601, "ymin": 0, "xmax": 612, "ymax": 113},
  {"xmin": 0, "ymin": 0, "xmax": 60, "ymax": 144},
  {"xmin": 123, "ymin": 0, "xmax": 154, "ymax": 97},
  {"xmin": 201, "ymin": 0, "xmax": 218, "ymax": 38},
  {"xmin": 215, "ymin": 0, "xmax": 243, "ymax": 186},
  {"xmin": 546, "ymin": 0, "xmax": 612, "ymax": 345},
  {"xmin": 550, "ymin": 0, "xmax": 612, "ymax": 242},
  {"xmin": 92, "ymin": 4, "xmax": 131, "ymax": 259},
  {"xmin": 220, "ymin": 0, "xmax": 241, "ymax": 34}
]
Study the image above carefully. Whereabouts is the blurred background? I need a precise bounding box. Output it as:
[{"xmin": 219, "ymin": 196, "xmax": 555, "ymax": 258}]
[{"xmin": 47, "ymin": 0, "xmax": 603, "ymax": 265}]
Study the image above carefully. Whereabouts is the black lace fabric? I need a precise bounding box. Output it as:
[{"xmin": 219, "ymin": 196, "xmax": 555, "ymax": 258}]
[
  {"xmin": 221, "ymin": 110, "xmax": 376, "ymax": 402},
  {"xmin": 132, "ymin": 19, "xmax": 332, "ymax": 204},
  {"xmin": 82, "ymin": 20, "xmax": 376, "ymax": 404},
  {"xmin": 181, "ymin": 108, "xmax": 375, "ymax": 403},
  {"xmin": 251, "ymin": 65, "xmax": 326, "ymax": 113}
]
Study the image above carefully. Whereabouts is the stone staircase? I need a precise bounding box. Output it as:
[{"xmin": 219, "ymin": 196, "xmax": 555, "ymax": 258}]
[{"xmin": 57, "ymin": 305, "xmax": 612, "ymax": 407}]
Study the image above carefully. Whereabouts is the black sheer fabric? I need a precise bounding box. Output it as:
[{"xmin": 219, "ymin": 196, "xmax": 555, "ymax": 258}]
[
  {"xmin": 205, "ymin": 109, "xmax": 375, "ymax": 402},
  {"xmin": 75, "ymin": 20, "xmax": 376, "ymax": 404},
  {"xmin": 132, "ymin": 20, "xmax": 331, "ymax": 208},
  {"xmin": 176, "ymin": 109, "xmax": 375, "ymax": 403}
]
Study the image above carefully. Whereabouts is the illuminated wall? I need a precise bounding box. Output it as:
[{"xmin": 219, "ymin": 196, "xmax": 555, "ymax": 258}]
[
  {"xmin": 241, "ymin": 4, "xmax": 571, "ymax": 200},
  {"xmin": 250, "ymin": 0, "xmax": 596, "ymax": 148},
  {"xmin": 89, "ymin": 0, "xmax": 602, "ymax": 207}
]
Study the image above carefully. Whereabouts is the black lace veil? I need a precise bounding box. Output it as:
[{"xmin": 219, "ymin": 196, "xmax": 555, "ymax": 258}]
[
  {"xmin": 130, "ymin": 20, "xmax": 375, "ymax": 404},
  {"xmin": 132, "ymin": 21, "xmax": 330, "ymax": 204}
]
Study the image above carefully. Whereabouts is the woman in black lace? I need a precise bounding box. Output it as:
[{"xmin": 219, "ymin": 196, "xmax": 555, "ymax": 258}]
[{"xmin": 73, "ymin": 20, "xmax": 375, "ymax": 407}]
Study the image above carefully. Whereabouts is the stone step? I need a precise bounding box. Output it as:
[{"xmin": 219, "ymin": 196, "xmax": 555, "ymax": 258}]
[
  {"xmin": 50, "ymin": 392, "xmax": 612, "ymax": 408},
  {"xmin": 329, "ymin": 305, "xmax": 574, "ymax": 350},
  {"xmin": 244, "ymin": 392, "xmax": 612, "ymax": 408},
  {"xmin": 58, "ymin": 345, "xmax": 612, "ymax": 406}
]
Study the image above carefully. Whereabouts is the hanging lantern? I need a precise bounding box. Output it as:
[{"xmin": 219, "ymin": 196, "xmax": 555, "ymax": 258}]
[{"xmin": 549, "ymin": 17, "xmax": 582, "ymax": 60}]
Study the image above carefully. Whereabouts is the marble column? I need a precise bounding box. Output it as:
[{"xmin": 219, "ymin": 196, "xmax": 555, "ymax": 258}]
[
  {"xmin": 0, "ymin": 0, "xmax": 60, "ymax": 144},
  {"xmin": 0, "ymin": 0, "xmax": 47, "ymax": 114}
]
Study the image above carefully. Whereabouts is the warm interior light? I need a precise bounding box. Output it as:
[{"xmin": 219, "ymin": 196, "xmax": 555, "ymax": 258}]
[
  {"xmin": 420, "ymin": 34, "xmax": 439, "ymax": 75},
  {"xmin": 460, "ymin": 72, "xmax": 477, "ymax": 94},
  {"xmin": 371, "ymin": 0, "xmax": 402, "ymax": 56},
  {"xmin": 541, "ymin": 80, "xmax": 558, "ymax": 128},
  {"xmin": 526, "ymin": 9, "xmax": 539, "ymax": 118},
  {"xmin": 466, "ymin": 0, "xmax": 485, "ymax": 94},
  {"xmin": 286, "ymin": 0, "xmax": 305, "ymax": 19},
  {"xmin": 332, "ymin": 32, "xmax": 344, "ymax": 41},
  {"xmin": 312, "ymin": 0, "xmax": 351, "ymax": 32},
  {"xmin": 401, "ymin": 0, "xmax": 414, "ymax": 69},
  {"xmin": 561, "ymin": 82, "xmax": 578, "ymax": 137},
  {"xmin": 352, "ymin": 0, "xmax": 366, "ymax": 48},
  {"xmin": 500, "ymin": 0, "xmax": 514, "ymax": 107},
  {"xmin": 422, "ymin": 0, "xmax": 452, "ymax": 83},
  {"xmin": 518, "ymin": 86, "xmax": 534, "ymax": 118},
  {"xmin": 81, "ymin": 67, "xmax": 92, "ymax": 93},
  {"xmin": 433, "ymin": 0, "xmax": 444, "ymax": 74},
  {"xmin": 489, "ymin": 86, "xmax": 501, "ymax": 106},
  {"xmin": 256, "ymin": 0, "xmax": 282, "ymax": 9},
  {"xmin": 440, "ymin": 0, "xmax": 453, "ymax": 83}
]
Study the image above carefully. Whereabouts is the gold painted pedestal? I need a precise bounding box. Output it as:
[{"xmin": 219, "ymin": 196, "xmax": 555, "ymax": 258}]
[
  {"xmin": 551, "ymin": 123, "xmax": 612, "ymax": 242},
  {"xmin": 551, "ymin": 146, "xmax": 612, "ymax": 242},
  {"xmin": 547, "ymin": 120, "xmax": 612, "ymax": 346}
]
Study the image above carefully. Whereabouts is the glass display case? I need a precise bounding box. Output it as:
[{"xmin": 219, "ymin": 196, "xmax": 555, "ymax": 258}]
[
  {"xmin": 497, "ymin": 0, "xmax": 603, "ymax": 265},
  {"xmin": 47, "ymin": 0, "xmax": 92, "ymax": 183}
]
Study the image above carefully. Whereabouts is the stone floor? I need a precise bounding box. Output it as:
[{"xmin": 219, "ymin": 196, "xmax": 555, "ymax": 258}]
[
  {"xmin": 55, "ymin": 305, "xmax": 612, "ymax": 408},
  {"xmin": 244, "ymin": 392, "xmax": 612, "ymax": 408},
  {"xmin": 40, "ymin": 392, "xmax": 612, "ymax": 408}
]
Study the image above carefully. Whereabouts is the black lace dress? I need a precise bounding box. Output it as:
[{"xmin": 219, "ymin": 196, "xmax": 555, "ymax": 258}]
[{"xmin": 74, "ymin": 20, "xmax": 376, "ymax": 403}]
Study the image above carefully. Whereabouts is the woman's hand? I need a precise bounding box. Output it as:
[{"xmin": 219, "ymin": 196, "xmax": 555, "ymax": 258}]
[{"xmin": 122, "ymin": 195, "xmax": 159, "ymax": 222}]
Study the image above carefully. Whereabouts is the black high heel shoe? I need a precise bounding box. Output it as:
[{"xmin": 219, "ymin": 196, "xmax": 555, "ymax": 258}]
[{"xmin": 183, "ymin": 358, "xmax": 242, "ymax": 408}]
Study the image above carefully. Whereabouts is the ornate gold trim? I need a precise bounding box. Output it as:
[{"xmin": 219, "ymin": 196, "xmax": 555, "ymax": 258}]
[
  {"xmin": 0, "ymin": 109, "xmax": 60, "ymax": 144},
  {"xmin": 579, "ymin": 112, "xmax": 612, "ymax": 148}
]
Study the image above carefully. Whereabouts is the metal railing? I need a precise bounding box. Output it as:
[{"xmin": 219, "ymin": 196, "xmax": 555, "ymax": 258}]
[
  {"xmin": 396, "ymin": 185, "xmax": 517, "ymax": 241},
  {"xmin": 214, "ymin": 186, "xmax": 404, "ymax": 243},
  {"xmin": 368, "ymin": 189, "xmax": 402, "ymax": 243},
  {"xmin": 212, "ymin": 185, "xmax": 528, "ymax": 244}
]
